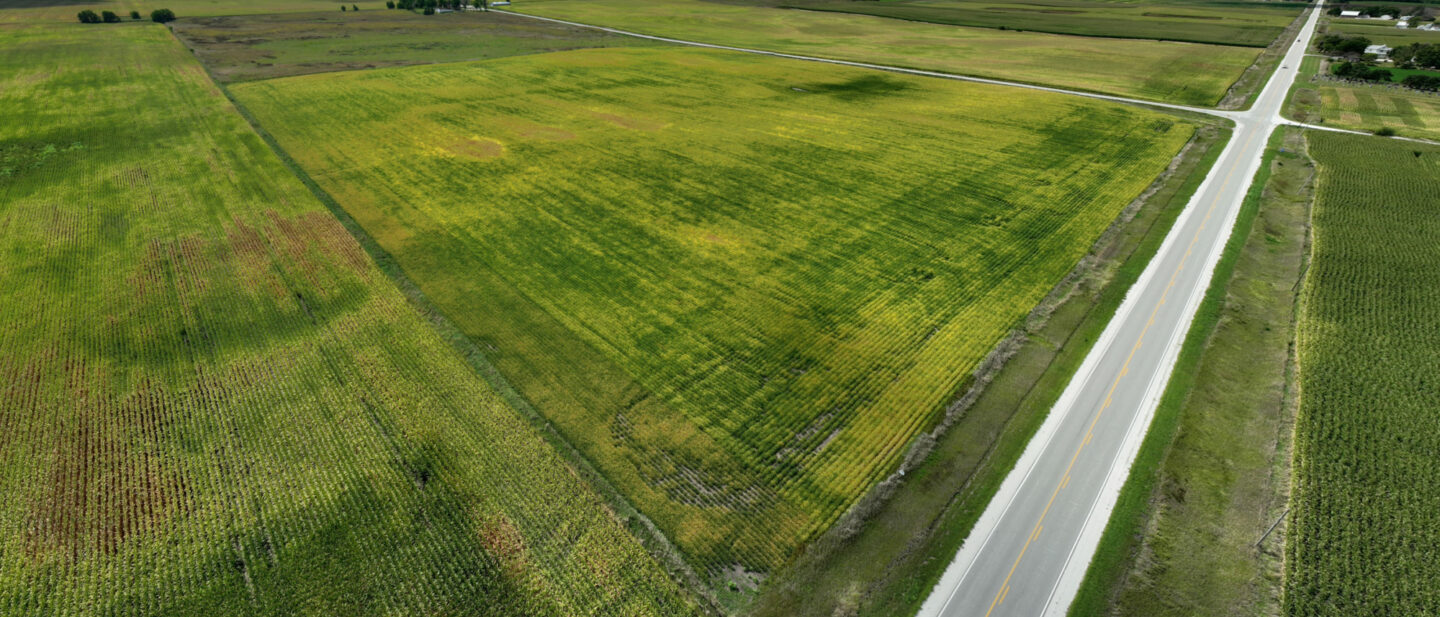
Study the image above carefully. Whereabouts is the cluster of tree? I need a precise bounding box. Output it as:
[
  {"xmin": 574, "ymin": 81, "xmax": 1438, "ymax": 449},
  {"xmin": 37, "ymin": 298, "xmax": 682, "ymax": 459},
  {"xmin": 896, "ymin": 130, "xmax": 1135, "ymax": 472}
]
[
  {"xmin": 1392, "ymin": 43, "xmax": 1440, "ymax": 69},
  {"xmin": 1332, "ymin": 60, "xmax": 1394, "ymax": 82},
  {"xmin": 1401, "ymin": 74, "xmax": 1440, "ymax": 91},
  {"xmin": 1327, "ymin": 5, "xmax": 1405, "ymax": 17},
  {"xmin": 77, "ymin": 10, "xmax": 121, "ymax": 22},
  {"xmin": 1316, "ymin": 34, "xmax": 1372, "ymax": 55},
  {"xmin": 78, "ymin": 8, "xmax": 170, "ymax": 22},
  {"xmin": 388, "ymin": 0, "xmax": 485, "ymax": 11},
  {"xmin": 340, "ymin": 3, "xmax": 358, "ymax": 9}
]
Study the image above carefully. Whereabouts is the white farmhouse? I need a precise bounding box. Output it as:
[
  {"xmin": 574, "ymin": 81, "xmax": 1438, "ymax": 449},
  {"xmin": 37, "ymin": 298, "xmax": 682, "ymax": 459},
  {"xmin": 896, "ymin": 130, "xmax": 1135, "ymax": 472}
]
[
  {"xmin": 1365, "ymin": 43, "xmax": 1394, "ymax": 60},
  {"xmin": 1397, "ymin": 20, "xmax": 1409, "ymax": 28}
]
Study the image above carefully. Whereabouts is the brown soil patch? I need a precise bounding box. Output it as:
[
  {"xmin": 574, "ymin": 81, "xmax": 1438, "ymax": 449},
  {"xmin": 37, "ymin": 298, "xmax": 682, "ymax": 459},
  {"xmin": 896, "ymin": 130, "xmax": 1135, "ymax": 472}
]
[
  {"xmin": 448, "ymin": 137, "xmax": 505, "ymax": 160},
  {"xmin": 28, "ymin": 371, "xmax": 190, "ymax": 561},
  {"xmin": 477, "ymin": 513, "xmax": 529, "ymax": 577}
]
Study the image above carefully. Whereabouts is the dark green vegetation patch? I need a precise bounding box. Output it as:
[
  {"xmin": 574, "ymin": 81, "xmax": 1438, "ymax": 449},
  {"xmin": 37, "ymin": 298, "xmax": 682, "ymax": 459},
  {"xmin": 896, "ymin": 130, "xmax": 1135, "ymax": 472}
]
[{"xmin": 1287, "ymin": 133, "xmax": 1440, "ymax": 617}]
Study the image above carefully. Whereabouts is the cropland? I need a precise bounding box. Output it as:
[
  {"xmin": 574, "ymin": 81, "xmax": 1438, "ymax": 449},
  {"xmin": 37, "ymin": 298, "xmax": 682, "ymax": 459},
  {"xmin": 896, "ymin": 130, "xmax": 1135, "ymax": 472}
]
[
  {"xmin": 0, "ymin": 22, "xmax": 695, "ymax": 616},
  {"xmin": 509, "ymin": 0, "xmax": 1263, "ymax": 106},
  {"xmin": 1325, "ymin": 17, "xmax": 1440, "ymax": 47},
  {"xmin": 171, "ymin": 10, "xmax": 664, "ymax": 82},
  {"xmin": 0, "ymin": 0, "xmax": 386, "ymax": 23},
  {"xmin": 230, "ymin": 45, "xmax": 1195, "ymax": 586},
  {"xmin": 733, "ymin": 0, "xmax": 1303, "ymax": 47},
  {"xmin": 1288, "ymin": 56, "xmax": 1440, "ymax": 140},
  {"xmin": 1287, "ymin": 132, "xmax": 1440, "ymax": 617}
]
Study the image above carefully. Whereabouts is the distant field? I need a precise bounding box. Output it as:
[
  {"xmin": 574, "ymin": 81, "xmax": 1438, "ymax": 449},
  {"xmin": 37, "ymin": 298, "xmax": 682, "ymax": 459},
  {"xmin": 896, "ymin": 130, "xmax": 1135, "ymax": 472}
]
[
  {"xmin": 172, "ymin": 10, "xmax": 664, "ymax": 82},
  {"xmin": 1326, "ymin": 18, "xmax": 1440, "ymax": 46},
  {"xmin": 508, "ymin": 0, "xmax": 1262, "ymax": 106},
  {"xmin": 1289, "ymin": 133, "xmax": 1440, "ymax": 616},
  {"xmin": 0, "ymin": 0, "xmax": 390, "ymax": 22},
  {"xmin": 737, "ymin": 0, "xmax": 1302, "ymax": 47},
  {"xmin": 1288, "ymin": 56, "xmax": 1440, "ymax": 140},
  {"xmin": 0, "ymin": 23, "xmax": 694, "ymax": 616},
  {"xmin": 231, "ymin": 46, "xmax": 1195, "ymax": 584}
]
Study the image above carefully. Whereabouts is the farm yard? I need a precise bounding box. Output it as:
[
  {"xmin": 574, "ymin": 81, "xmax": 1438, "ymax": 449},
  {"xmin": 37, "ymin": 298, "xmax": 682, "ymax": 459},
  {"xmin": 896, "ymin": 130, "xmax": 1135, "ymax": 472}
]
[
  {"xmin": 230, "ymin": 45, "xmax": 1195, "ymax": 588},
  {"xmin": 170, "ymin": 9, "xmax": 665, "ymax": 83},
  {"xmin": 0, "ymin": 23, "xmax": 695, "ymax": 616},
  {"xmin": 1287, "ymin": 133, "xmax": 1440, "ymax": 617},
  {"xmin": 732, "ymin": 0, "xmax": 1304, "ymax": 47},
  {"xmin": 1288, "ymin": 56, "xmax": 1440, "ymax": 141},
  {"xmin": 508, "ymin": 0, "xmax": 1263, "ymax": 106},
  {"xmin": 1324, "ymin": 18, "xmax": 1440, "ymax": 48}
]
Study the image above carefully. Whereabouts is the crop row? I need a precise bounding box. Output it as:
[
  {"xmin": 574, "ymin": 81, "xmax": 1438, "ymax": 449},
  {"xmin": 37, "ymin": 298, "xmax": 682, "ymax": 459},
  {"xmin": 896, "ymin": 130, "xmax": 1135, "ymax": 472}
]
[
  {"xmin": 1287, "ymin": 132, "xmax": 1440, "ymax": 616},
  {"xmin": 0, "ymin": 23, "xmax": 693, "ymax": 616},
  {"xmin": 231, "ymin": 46, "xmax": 1194, "ymax": 575}
]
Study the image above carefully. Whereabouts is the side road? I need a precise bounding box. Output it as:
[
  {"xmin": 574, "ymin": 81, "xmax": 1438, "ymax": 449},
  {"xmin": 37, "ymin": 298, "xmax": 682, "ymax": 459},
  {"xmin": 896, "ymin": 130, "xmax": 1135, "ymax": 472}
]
[{"xmin": 496, "ymin": 9, "xmax": 1239, "ymax": 119}]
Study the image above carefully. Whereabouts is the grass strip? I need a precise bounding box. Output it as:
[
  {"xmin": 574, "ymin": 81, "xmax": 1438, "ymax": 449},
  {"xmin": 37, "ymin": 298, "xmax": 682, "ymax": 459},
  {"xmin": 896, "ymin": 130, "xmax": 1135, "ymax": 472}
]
[{"xmin": 1066, "ymin": 126, "xmax": 1296, "ymax": 617}]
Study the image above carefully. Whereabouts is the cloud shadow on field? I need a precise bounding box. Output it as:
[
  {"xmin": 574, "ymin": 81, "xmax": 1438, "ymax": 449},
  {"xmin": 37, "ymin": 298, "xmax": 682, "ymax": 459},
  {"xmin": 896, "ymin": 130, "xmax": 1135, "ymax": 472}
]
[{"xmin": 791, "ymin": 74, "xmax": 915, "ymax": 100}]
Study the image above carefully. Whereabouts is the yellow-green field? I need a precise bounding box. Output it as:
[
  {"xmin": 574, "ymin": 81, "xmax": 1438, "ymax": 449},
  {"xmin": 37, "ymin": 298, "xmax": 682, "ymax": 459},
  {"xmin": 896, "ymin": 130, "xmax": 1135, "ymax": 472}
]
[
  {"xmin": 0, "ymin": 22, "xmax": 695, "ymax": 616},
  {"xmin": 508, "ymin": 0, "xmax": 1262, "ymax": 106},
  {"xmin": 232, "ymin": 46, "xmax": 1196, "ymax": 579},
  {"xmin": 0, "ymin": 0, "xmax": 387, "ymax": 23},
  {"xmin": 1289, "ymin": 56, "xmax": 1440, "ymax": 141}
]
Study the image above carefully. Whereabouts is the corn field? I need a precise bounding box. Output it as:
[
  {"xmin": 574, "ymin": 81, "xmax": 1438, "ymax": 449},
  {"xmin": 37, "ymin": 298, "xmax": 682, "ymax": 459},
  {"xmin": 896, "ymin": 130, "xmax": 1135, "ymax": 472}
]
[
  {"xmin": 1287, "ymin": 132, "xmax": 1440, "ymax": 616},
  {"xmin": 0, "ymin": 23, "xmax": 695, "ymax": 616}
]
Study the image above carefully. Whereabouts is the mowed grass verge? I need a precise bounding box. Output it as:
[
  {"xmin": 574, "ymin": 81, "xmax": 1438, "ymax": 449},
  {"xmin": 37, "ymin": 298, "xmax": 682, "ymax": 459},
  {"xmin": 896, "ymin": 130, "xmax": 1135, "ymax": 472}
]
[
  {"xmin": 1068, "ymin": 127, "xmax": 1313, "ymax": 617},
  {"xmin": 507, "ymin": 0, "xmax": 1261, "ymax": 106},
  {"xmin": 0, "ymin": 23, "xmax": 696, "ymax": 616},
  {"xmin": 231, "ymin": 47, "xmax": 1195, "ymax": 584},
  {"xmin": 171, "ymin": 10, "xmax": 666, "ymax": 83},
  {"xmin": 1286, "ymin": 133, "xmax": 1440, "ymax": 616}
]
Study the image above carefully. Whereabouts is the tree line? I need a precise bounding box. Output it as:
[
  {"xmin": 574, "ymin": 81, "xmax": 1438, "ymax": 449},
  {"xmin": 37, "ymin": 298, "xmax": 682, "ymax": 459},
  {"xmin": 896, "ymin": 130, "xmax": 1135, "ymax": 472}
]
[
  {"xmin": 78, "ymin": 8, "xmax": 173, "ymax": 23},
  {"xmin": 385, "ymin": 0, "xmax": 489, "ymax": 13}
]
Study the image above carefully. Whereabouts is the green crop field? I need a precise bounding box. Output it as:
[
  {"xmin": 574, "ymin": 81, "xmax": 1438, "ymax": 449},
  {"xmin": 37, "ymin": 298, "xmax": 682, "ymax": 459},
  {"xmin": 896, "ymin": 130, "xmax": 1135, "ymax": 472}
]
[
  {"xmin": 738, "ymin": 0, "xmax": 1302, "ymax": 47},
  {"xmin": 1287, "ymin": 57, "xmax": 1440, "ymax": 141},
  {"xmin": 171, "ymin": 10, "xmax": 665, "ymax": 82},
  {"xmin": 1288, "ymin": 133, "xmax": 1440, "ymax": 616},
  {"xmin": 0, "ymin": 0, "xmax": 388, "ymax": 24},
  {"xmin": 0, "ymin": 22, "xmax": 695, "ymax": 616},
  {"xmin": 1326, "ymin": 18, "xmax": 1440, "ymax": 47},
  {"xmin": 230, "ymin": 46, "xmax": 1195, "ymax": 584},
  {"xmin": 508, "ymin": 0, "xmax": 1262, "ymax": 106}
]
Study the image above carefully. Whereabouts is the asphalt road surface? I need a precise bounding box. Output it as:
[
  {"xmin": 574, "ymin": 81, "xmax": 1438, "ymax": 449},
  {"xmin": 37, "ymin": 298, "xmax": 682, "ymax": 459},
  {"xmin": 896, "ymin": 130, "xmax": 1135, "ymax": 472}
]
[{"xmin": 916, "ymin": 4, "xmax": 1324, "ymax": 617}]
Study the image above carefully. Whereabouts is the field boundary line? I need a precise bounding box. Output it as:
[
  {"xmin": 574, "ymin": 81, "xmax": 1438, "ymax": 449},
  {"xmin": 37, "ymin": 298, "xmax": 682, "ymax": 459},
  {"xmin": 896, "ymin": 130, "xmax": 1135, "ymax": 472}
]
[{"xmin": 495, "ymin": 9, "xmax": 1237, "ymax": 118}]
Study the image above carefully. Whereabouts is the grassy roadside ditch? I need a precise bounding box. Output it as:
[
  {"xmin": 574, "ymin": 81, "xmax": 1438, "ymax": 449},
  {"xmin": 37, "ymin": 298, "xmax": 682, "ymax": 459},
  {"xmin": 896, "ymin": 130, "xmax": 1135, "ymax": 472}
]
[
  {"xmin": 1068, "ymin": 126, "xmax": 1314, "ymax": 617},
  {"xmin": 748, "ymin": 122, "xmax": 1234, "ymax": 617}
]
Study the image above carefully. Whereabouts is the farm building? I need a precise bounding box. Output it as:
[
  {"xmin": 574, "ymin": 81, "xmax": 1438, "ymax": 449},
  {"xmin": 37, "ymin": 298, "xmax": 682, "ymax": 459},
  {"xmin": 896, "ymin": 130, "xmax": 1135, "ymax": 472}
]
[
  {"xmin": 1397, "ymin": 20, "xmax": 1409, "ymax": 28},
  {"xmin": 1340, "ymin": 10, "xmax": 1361, "ymax": 17},
  {"xmin": 1365, "ymin": 43, "xmax": 1393, "ymax": 59}
]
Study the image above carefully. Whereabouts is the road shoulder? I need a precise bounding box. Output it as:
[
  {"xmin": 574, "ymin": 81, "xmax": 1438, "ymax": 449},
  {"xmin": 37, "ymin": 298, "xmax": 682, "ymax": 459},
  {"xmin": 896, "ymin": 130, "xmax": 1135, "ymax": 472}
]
[{"xmin": 1067, "ymin": 126, "xmax": 1314, "ymax": 617}]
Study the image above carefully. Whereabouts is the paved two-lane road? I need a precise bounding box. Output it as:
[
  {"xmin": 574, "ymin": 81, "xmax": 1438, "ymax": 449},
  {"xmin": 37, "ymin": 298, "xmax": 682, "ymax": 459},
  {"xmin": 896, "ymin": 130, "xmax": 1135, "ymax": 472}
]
[{"xmin": 917, "ymin": 4, "xmax": 1324, "ymax": 616}]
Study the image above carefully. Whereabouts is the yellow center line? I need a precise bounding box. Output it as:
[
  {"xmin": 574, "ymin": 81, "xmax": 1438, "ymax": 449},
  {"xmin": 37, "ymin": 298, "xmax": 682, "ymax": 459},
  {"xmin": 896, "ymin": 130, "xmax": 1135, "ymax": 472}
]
[{"xmin": 980, "ymin": 131, "xmax": 1258, "ymax": 617}]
